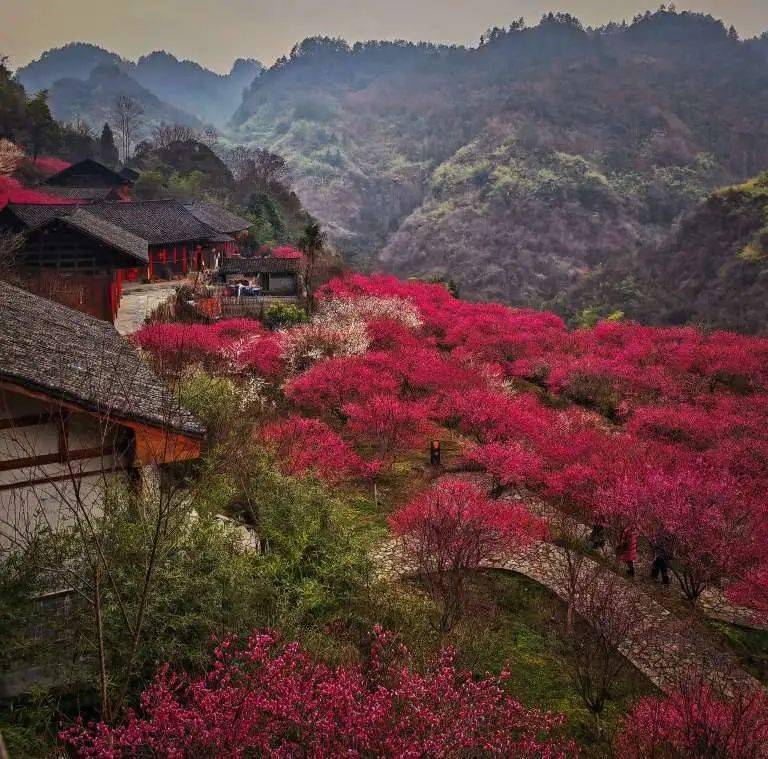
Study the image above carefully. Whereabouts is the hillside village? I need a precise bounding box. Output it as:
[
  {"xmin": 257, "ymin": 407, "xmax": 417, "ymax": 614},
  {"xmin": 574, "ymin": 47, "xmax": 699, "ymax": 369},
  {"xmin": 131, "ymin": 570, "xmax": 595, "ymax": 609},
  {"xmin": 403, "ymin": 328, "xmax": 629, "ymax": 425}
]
[{"xmin": 2, "ymin": 9, "xmax": 768, "ymax": 759}]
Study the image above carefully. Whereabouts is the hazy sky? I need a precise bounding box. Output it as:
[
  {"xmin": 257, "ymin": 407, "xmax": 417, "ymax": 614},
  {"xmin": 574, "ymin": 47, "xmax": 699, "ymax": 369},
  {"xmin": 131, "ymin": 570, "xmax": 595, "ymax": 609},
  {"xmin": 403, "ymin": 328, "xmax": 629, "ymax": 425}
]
[{"xmin": 3, "ymin": 0, "xmax": 767, "ymax": 73}]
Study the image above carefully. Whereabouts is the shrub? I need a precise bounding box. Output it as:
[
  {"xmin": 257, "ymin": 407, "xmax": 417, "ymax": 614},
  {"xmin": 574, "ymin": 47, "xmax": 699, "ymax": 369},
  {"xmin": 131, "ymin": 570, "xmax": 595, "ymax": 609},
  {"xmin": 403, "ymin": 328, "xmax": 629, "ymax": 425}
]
[{"xmin": 263, "ymin": 302, "xmax": 308, "ymax": 330}]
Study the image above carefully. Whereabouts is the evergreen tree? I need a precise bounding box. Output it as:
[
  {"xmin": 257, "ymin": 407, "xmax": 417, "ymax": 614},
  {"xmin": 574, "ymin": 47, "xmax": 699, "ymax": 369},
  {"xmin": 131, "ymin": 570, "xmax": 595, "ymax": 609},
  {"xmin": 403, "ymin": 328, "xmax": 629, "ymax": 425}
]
[
  {"xmin": 23, "ymin": 91, "xmax": 58, "ymax": 159},
  {"xmin": 99, "ymin": 122, "xmax": 119, "ymax": 167},
  {"xmin": 0, "ymin": 56, "xmax": 27, "ymax": 140}
]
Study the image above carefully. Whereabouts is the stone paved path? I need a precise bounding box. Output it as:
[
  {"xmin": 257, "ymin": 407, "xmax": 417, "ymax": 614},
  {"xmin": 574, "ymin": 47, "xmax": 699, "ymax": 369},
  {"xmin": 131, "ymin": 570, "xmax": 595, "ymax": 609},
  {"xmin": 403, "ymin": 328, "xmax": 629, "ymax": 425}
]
[
  {"xmin": 115, "ymin": 282, "xmax": 179, "ymax": 335},
  {"xmin": 375, "ymin": 537, "xmax": 762, "ymax": 695},
  {"xmin": 501, "ymin": 490, "xmax": 768, "ymax": 632}
]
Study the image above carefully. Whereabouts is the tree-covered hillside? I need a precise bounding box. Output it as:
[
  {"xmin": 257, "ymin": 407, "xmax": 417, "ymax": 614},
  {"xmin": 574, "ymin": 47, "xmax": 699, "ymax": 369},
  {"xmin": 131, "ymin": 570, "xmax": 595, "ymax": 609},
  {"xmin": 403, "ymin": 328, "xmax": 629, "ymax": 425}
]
[
  {"xmin": 231, "ymin": 10, "xmax": 768, "ymax": 315},
  {"xmin": 556, "ymin": 171, "xmax": 768, "ymax": 334}
]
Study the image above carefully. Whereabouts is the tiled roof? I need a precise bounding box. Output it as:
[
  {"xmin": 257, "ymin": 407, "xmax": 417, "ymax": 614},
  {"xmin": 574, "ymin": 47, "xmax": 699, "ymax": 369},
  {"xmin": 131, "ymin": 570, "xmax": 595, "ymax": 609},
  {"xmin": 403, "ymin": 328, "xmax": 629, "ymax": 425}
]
[
  {"xmin": 184, "ymin": 202, "xmax": 251, "ymax": 234},
  {"xmin": 62, "ymin": 209, "xmax": 149, "ymax": 263},
  {"xmin": 83, "ymin": 200, "xmax": 215, "ymax": 245},
  {"xmin": 5, "ymin": 199, "xmax": 244, "ymax": 248},
  {"xmin": 44, "ymin": 159, "xmax": 127, "ymax": 188},
  {"xmin": 209, "ymin": 233, "xmax": 236, "ymax": 244},
  {"xmin": 221, "ymin": 256, "xmax": 302, "ymax": 274},
  {"xmin": 5, "ymin": 203, "xmax": 82, "ymax": 229},
  {"xmin": 0, "ymin": 282, "xmax": 204, "ymax": 437},
  {"xmin": 118, "ymin": 167, "xmax": 140, "ymax": 182},
  {"xmin": 44, "ymin": 187, "xmax": 114, "ymax": 200}
]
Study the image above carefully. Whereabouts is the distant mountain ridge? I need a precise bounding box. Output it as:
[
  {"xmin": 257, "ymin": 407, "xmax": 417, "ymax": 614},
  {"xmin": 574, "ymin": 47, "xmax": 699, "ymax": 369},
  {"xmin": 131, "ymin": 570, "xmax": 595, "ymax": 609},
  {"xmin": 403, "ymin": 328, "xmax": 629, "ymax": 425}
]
[
  {"xmin": 46, "ymin": 64, "xmax": 204, "ymax": 138},
  {"xmin": 229, "ymin": 10, "xmax": 768, "ymax": 325},
  {"xmin": 16, "ymin": 42, "xmax": 263, "ymax": 126}
]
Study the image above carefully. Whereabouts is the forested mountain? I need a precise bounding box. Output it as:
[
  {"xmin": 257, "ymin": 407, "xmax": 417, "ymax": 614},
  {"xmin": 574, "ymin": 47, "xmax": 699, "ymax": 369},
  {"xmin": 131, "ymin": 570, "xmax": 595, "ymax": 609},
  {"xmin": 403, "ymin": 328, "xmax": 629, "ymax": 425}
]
[
  {"xmin": 557, "ymin": 172, "xmax": 768, "ymax": 334},
  {"xmin": 16, "ymin": 43, "xmax": 263, "ymax": 126},
  {"xmin": 230, "ymin": 10, "xmax": 768, "ymax": 318},
  {"xmin": 134, "ymin": 53, "xmax": 262, "ymax": 126},
  {"xmin": 47, "ymin": 64, "xmax": 203, "ymax": 137}
]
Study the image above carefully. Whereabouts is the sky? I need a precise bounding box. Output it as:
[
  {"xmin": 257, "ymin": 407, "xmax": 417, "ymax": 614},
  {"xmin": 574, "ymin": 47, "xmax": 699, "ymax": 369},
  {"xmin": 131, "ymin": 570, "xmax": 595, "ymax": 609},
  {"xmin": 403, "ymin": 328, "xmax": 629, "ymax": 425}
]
[{"xmin": 2, "ymin": 0, "xmax": 767, "ymax": 74}]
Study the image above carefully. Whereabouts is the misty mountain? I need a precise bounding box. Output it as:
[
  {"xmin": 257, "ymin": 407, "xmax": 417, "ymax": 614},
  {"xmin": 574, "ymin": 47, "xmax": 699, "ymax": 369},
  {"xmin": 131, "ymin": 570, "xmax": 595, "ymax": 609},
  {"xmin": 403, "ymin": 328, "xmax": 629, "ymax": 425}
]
[
  {"xmin": 47, "ymin": 64, "xmax": 203, "ymax": 138},
  {"xmin": 132, "ymin": 52, "xmax": 262, "ymax": 126},
  {"xmin": 15, "ymin": 42, "xmax": 124, "ymax": 93},
  {"xmin": 16, "ymin": 42, "xmax": 263, "ymax": 126},
  {"xmin": 230, "ymin": 10, "xmax": 768, "ymax": 322}
]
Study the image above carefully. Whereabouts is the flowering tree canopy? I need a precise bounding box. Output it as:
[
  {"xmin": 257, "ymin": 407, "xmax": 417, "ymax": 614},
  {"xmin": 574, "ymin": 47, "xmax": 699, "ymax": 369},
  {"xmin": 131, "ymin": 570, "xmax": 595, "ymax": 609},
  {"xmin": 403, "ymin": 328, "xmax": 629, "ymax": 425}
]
[
  {"xmin": 616, "ymin": 679, "xmax": 768, "ymax": 759},
  {"xmin": 62, "ymin": 628, "xmax": 575, "ymax": 758},
  {"xmin": 389, "ymin": 479, "xmax": 548, "ymax": 630}
]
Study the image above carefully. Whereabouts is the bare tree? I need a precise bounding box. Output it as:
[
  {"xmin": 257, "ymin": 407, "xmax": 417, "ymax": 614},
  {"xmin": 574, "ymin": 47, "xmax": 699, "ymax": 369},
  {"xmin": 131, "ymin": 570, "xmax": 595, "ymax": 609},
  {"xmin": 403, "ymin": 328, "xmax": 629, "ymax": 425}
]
[
  {"xmin": 151, "ymin": 122, "xmax": 198, "ymax": 149},
  {"xmin": 226, "ymin": 145, "xmax": 254, "ymax": 182},
  {"xmin": 251, "ymin": 148, "xmax": 290, "ymax": 187},
  {"xmin": 112, "ymin": 95, "xmax": 144, "ymax": 161},
  {"xmin": 544, "ymin": 514, "xmax": 659, "ymax": 740},
  {"xmin": 226, "ymin": 146, "xmax": 290, "ymax": 188}
]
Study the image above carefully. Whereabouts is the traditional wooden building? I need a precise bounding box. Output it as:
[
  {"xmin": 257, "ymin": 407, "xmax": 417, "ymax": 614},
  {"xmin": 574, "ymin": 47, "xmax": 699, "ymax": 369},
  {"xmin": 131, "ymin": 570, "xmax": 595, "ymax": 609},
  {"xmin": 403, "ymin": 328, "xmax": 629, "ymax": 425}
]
[
  {"xmin": 13, "ymin": 209, "xmax": 149, "ymax": 321},
  {"xmin": 183, "ymin": 201, "xmax": 252, "ymax": 260},
  {"xmin": 219, "ymin": 255, "xmax": 303, "ymax": 296},
  {"xmin": 42, "ymin": 158, "xmax": 133, "ymax": 201},
  {"xmin": 0, "ymin": 281, "xmax": 205, "ymax": 555},
  {"xmin": 0, "ymin": 283, "xmax": 204, "ymax": 694},
  {"xmin": 0, "ymin": 199, "xmax": 237, "ymax": 304},
  {"xmin": 80, "ymin": 199, "xmax": 221, "ymax": 279}
]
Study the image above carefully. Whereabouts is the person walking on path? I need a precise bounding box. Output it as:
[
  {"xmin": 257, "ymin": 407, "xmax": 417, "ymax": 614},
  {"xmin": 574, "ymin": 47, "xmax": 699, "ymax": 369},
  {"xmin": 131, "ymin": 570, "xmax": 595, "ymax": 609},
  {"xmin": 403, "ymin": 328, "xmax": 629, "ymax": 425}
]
[
  {"xmin": 617, "ymin": 527, "xmax": 638, "ymax": 577},
  {"xmin": 650, "ymin": 532, "xmax": 671, "ymax": 585},
  {"xmin": 587, "ymin": 522, "xmax": 606, "ymax": 551}
]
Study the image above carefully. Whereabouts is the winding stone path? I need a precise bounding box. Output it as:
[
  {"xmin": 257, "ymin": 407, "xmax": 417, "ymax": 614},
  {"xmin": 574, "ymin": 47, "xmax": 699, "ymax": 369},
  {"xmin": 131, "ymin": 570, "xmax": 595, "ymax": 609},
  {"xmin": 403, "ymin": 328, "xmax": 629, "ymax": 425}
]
[{"xmin": 375, "ymin": 537, "xmax": 761, "ymax": 695}]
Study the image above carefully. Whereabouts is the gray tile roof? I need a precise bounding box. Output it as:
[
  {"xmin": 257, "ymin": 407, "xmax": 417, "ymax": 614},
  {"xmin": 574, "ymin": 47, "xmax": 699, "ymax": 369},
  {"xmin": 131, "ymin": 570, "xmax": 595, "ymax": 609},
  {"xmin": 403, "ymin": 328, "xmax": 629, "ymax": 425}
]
[
  {"xmin": 183, "ymin": 202, "xmax": 252, "ymax": 234},
  {"xmin": 5, "ymin": 199, "xmax": 245, "ymax": 250},
  {"xmin": 0, "ymin": 282, "xmax": 204, "ymax": 437},
  {"xmin": 221, "ymin": 256, "xmax": 302, "ymax": 274},
  {"xmin": 44, "ymin": 187, "xmax": 115, "ymax": 200},
  {"xmin": 44, "ymin": 159, "xmax": 128, "ymax": 188},
  {"xmin": 62, "ymin": 209, "xmax": 149, "ymax": 263},
  {"xmin": 82, "ymin": 200, "xmax": 216, "ymax": 245},
  {"xmin": 5, "ymin": 204, "xmax": 81, "ymax": 229}
]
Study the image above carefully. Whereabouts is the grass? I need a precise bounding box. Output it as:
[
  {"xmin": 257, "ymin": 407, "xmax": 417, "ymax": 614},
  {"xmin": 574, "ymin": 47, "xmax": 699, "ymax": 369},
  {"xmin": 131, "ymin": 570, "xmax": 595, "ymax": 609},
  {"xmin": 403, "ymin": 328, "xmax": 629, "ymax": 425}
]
[
  {"xmin": 374, "ymin": 570, "xmax": 656, "ymax": 755},
  {"xmin": 705, "ymin": 619, "xmax": 768, "ymax": 685}
]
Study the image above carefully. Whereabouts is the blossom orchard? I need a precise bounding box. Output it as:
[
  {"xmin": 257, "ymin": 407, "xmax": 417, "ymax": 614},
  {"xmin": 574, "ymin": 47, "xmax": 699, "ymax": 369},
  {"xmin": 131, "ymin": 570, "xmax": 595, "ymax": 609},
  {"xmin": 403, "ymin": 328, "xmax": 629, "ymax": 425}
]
[{"xmin": 133, "ymin": 273, "xmax": 768, "ymax": 617}]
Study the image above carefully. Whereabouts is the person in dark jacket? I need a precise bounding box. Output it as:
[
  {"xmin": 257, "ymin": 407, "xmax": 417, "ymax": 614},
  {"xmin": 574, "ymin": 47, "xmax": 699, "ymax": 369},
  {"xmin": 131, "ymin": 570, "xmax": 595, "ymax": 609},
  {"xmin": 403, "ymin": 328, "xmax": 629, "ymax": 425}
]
[
  {"xmin": 587, "ymin": 523, "xmax": 606, "ymax": 551},
  {"xmin": 650, "ymin": 532, "xmax": 671, "ymax": 585}
]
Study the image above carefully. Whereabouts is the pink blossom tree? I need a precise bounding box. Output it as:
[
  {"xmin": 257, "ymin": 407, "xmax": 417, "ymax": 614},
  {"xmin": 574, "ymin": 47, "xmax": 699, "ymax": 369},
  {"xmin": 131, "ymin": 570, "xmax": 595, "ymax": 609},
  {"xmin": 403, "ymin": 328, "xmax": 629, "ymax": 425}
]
[
  {"xmin": 389, "ymin": 479, "xmax": 547, "ymax": 632},
  {"xmin": 343, "ymin": 394, "xmax": 434, "ymax": 467},
  {"xmin": 61, "ymin": 627, "xmax": 575, "ymax": 757},
  {"xmin": 616, "ymin": 676, "xmax": 768, "ymax": 759}
]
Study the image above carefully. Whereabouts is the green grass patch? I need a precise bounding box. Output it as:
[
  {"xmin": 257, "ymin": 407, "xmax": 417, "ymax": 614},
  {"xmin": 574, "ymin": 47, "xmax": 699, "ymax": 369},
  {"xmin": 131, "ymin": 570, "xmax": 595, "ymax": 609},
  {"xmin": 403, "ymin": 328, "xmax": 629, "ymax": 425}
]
[{"xmin": 705, "ymin": 619, "xmax": 768, "ymax": 685}]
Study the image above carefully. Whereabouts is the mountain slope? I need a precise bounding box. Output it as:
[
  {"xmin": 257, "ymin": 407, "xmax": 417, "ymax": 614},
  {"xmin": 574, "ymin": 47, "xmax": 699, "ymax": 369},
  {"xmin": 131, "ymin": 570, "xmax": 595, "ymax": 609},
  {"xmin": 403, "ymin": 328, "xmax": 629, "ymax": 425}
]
[
  {"xmin": 557, "ymin": 172, "xmax": 768, "ymax": 334},
  {"xmin": 47, "ymin": 64, "xmax": 202, "ymax": 136},
  {"xmin": 132, "ymin": 52, "xmax": 262, "ymax": 126},
  {"xmin": 15, "ymin": 43, "xmax": 125, "ymax": 93},
  {"xmin": 231, "ymin": 11, "xmax": 768, "ymax": 311},
  {"xmin": 16, "ymin": 43, "xmax": 263, "ymax": 126}
]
